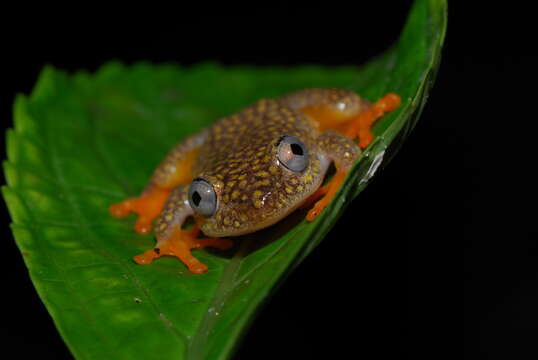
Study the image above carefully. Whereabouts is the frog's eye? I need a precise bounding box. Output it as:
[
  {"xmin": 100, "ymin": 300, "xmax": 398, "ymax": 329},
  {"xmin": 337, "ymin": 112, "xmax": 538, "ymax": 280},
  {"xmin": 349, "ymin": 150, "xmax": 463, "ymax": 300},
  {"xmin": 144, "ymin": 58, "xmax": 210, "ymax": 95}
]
[
  {"xmin": 277, "ymin": 135, "xmax": 309, "ymax": 172},
  {"xmin": 188, "ymin": 178, "xmax": 217, "ymax": 217}
]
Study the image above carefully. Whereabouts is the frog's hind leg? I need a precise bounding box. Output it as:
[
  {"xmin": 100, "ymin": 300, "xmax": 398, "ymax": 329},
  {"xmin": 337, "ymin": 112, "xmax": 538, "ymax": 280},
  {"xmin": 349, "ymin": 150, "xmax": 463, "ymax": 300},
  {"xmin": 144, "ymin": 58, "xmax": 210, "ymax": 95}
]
[
  {"xmin": 279, "ymin": 88, "xmax": 371, "ymax": 134},
  {"xmin": 283, "ymin": 89, "xmax": 400, "ymax": 221},
  {"xmin": 344, "ymin": 93, "xmax": 401, "ymax": 148},
  {"xmin": 133, "ymin": 186, "xmax": 233, "ymax": 274},
  {"xmin": 109, "ymin": 131, "xmax": 207, "ymax": 235},
  {"xmin": 280, "ymin": 88, "xmax": 400, "ymax": 149},
  {"xmin": 110, "ymin": 188, "xmax": 170, "ymax": 235}
]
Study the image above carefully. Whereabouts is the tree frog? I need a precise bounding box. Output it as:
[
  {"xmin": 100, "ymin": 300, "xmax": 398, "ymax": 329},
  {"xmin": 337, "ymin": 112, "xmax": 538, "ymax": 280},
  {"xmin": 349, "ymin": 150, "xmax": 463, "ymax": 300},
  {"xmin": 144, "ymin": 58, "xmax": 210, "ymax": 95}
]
[{"xmin": 110, "ymin": 88, "xmax": 400, "ymax": 273}]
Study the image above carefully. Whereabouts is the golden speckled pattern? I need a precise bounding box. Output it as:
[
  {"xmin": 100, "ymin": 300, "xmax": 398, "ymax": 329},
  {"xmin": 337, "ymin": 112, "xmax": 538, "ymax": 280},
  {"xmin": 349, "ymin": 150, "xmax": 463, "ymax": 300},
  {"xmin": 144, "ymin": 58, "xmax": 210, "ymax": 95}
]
[
  {"xmin": 194, "ymin": 97, "xmax": 328, "ymax": 236},
  {"xmin": 317, "ymin": 130, "xmax": 361, "ymax": 170},
  {"xmin": 147, "ymin": 88, "xmax": 369, "ymax": 238}
]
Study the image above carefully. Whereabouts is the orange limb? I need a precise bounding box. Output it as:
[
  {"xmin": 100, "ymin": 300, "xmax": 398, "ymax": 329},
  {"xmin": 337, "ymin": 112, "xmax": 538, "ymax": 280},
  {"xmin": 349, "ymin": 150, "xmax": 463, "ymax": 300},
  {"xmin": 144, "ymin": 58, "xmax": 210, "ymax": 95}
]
[
  {"xmin": 300, "ymin": 182, "xmax": 330, "ymax": 210},
  {"xmin": 133, "ymin": 226, "xmax": 234, "ymax": 274},
  {"xmin": 300, "ymin": 93, "xmax": 400, "ymax": 222},
  {"xmin": 109, "ymin": 187, "xmax": 170, "ymax": 235},
  {"xmin": 345, "ymin": 93, "xmax": 401, "ymax": 148},
  {"xmin": 306, "ymin": 170, "xmax": 347, "ymax": 222},
  {"xmin": 109, "ymin": 146, "xmax": 200, "ymax": 235}
]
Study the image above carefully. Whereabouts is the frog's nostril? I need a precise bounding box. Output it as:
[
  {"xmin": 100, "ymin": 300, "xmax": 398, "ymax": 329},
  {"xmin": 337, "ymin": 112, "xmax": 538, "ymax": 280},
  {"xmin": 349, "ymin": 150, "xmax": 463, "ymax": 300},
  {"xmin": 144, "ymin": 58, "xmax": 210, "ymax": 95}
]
[
  {"xmin": 290, "ymin": 143, "xmax": 303, "ymax": 156},
  {"xmin": 192, "ymin": 191, "xmax": 201, "ymax": 206}
]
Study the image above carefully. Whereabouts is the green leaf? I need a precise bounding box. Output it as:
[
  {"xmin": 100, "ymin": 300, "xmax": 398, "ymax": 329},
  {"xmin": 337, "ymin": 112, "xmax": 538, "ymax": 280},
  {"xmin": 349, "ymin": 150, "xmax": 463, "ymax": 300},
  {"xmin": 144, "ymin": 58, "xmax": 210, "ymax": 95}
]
[{"xmin": 2, "ymin": 1, "xmax": 446, "ymax": 359}]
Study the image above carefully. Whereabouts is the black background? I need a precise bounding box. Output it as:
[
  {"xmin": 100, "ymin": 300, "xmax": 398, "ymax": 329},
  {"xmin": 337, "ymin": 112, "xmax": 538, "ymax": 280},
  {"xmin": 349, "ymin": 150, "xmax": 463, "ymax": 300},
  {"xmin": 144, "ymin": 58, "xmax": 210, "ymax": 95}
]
[{"xmin": 1, "ymin": 2, "xmax": 536, "ymax": 359}]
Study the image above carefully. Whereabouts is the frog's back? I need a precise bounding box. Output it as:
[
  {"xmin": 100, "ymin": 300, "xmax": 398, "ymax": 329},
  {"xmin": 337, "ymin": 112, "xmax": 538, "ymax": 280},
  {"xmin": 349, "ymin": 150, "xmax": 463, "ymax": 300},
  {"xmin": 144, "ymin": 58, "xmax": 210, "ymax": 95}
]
[{"xmin": 193, "ymin": 98, "xmax": 319, "ymax": 175}]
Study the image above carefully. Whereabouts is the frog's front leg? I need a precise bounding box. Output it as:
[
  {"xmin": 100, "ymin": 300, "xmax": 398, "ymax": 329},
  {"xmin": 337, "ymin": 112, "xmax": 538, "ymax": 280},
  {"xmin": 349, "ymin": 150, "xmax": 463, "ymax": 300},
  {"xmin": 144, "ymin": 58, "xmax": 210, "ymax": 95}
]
[
  {"xmin": 305, "ymin": 130, "xmax": 362, "ymax": 221},
  {"xmin": 109, "ymin": 131, "xmax": 207, "ymax": 235},
  {"xmin": 133, "ymin": 186, "xmax": 234, "ymax": 274}
]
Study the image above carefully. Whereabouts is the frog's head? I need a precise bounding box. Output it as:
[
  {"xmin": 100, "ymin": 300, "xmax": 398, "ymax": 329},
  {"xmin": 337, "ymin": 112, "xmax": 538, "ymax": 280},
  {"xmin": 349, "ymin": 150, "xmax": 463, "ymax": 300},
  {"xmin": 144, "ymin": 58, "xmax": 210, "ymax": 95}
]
[{"xmin": 187, "ymin": 135, "xmax": 329, "ymax": 237}]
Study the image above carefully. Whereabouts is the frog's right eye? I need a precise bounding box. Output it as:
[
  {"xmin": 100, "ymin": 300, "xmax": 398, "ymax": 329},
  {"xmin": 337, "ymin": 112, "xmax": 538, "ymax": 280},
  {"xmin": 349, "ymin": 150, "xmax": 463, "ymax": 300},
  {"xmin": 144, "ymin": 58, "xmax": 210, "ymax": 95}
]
[
  {"xmin": 188, "ymin": 178, "xmax": 217, "ymax": 217},
  {"xmin": 277, "ymin": 135, "xmax": 309, "ymax": 172}
]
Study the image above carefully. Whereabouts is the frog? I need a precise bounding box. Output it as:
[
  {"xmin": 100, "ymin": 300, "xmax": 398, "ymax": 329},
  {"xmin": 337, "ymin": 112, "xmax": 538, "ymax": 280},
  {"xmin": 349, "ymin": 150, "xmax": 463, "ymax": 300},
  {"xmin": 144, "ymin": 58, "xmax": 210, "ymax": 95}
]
[{"xmin": 109, "ymin": 88, "xmax": 400, "ymax": 274}]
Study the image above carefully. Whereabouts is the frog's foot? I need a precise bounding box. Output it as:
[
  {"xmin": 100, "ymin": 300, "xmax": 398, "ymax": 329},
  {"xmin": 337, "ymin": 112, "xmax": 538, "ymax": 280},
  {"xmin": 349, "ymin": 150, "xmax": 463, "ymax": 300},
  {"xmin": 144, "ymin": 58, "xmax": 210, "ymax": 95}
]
[
  {"xmin": 306, "ymin": 170, "xmax": 347, "ymax": 221},
  {"xmin": 109, "ymin": 188, "xmax": 170, "ymax": 235},
  {"xmin": 133, "ymin": 226, "xmax": 234, "ymax": 274},
  {"xmin": 345, "ymin": 93, "xmax": 401, "ymax": 148}
]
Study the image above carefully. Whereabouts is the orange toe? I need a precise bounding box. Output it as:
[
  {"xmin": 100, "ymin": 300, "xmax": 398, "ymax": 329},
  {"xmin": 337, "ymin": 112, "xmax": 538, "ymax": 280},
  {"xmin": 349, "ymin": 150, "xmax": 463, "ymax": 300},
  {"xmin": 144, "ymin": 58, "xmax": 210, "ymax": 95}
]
[
  {"xmin": 134, "ymin": 216, "xmax": 153, "ymax": 235},
  {"xmin": 109, "ymin": 201, "xmax": 132, "ymax": 218},
  {"xmin": 133, "ymin": 249, "xmax": 160, "ymax": 265},
  {"xmin": 188, "ymin": 263, "xmax": 209, "ymax": 275},
  {"xmin": 378, "ymin": 92, "xmax": 401, "ymax": 111},
  {"xmin": 358, "ymin": 131, "xmax": 374, "ymax": 149}
]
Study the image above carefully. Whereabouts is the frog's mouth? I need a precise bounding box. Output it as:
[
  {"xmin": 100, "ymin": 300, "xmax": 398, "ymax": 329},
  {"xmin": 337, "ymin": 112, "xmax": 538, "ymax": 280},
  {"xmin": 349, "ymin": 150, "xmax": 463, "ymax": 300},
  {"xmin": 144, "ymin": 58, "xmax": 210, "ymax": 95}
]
[{"xmin": 200, "ymin": 201, "xmax": 305, "ymax": 238}]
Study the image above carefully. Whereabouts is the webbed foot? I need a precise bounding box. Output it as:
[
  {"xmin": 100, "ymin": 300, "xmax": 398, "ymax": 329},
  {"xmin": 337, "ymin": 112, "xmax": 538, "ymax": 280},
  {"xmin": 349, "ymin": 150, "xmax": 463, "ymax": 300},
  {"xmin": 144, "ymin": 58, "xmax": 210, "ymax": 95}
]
[
  {"xmin": 345, "ymin": 93, "xmax": 401, "ymax": 148},
  {"xmin": 133, "ymin": 226, "xmax": 234, "ymax": 274},
  {"xmin": 109, "ymin": 188, "xmax": 170, "ymax": 235}
]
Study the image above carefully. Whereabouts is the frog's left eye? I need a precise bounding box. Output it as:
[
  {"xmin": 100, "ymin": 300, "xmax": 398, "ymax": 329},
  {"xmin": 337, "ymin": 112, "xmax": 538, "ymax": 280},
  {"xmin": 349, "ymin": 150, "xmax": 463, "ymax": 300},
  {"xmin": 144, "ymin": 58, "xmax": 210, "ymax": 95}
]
[
  {"xmin": 188, "ymin": 178, "xmax": 217, "ymax": 217},
  {"xmin": 277, "ymin": 135, "xmax": 309, "ymax": 172}
]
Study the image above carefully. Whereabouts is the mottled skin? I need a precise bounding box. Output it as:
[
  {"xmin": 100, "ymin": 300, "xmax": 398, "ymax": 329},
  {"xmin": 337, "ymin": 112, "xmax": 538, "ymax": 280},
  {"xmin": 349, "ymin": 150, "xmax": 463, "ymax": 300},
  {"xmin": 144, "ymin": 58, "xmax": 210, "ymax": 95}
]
[{"xmin": 110, "ymin": 88, "xmax": 400, "ymax": 273}]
